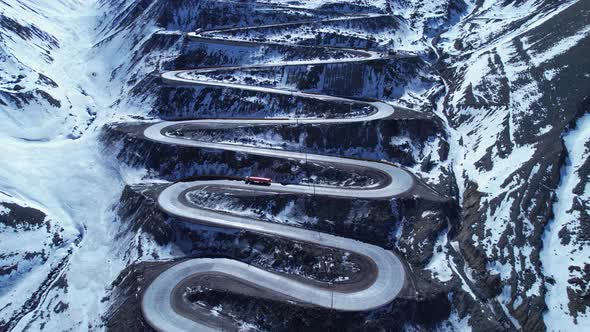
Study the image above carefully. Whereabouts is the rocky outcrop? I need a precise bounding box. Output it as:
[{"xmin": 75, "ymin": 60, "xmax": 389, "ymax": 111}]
[
  {"xmin": 0, "ymin": 201, "xmax": 71, "ymax": 331},
  {"xmin": 437, "ymin": 0, "xmax": 590, "ymax": 329}
]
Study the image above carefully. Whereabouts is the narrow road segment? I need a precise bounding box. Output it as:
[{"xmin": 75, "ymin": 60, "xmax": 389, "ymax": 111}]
[{"xmin": 140, "ymin": 11, "xmax": 425, "ymax": 332}]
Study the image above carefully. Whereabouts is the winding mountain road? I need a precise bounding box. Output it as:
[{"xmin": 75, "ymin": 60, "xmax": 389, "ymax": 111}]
[{"xmin": 140, "ymin": 11, "xmax": 428, "ymax": 332}]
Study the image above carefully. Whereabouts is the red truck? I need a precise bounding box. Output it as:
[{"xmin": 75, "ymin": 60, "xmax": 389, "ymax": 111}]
[{"xmin": 245, "ymin": 176, "xmax": 272, "ymax": 186}]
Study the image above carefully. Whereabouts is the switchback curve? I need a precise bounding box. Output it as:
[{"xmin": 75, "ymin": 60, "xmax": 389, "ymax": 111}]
[{"xmin": 140, "ymin": 11, "xmax": 427, "ymax": 332}]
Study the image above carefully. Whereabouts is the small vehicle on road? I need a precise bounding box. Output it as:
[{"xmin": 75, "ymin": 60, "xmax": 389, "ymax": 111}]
[{"xmin": 245, "ymin": 176, "xmax": 272, "ymax": 186}]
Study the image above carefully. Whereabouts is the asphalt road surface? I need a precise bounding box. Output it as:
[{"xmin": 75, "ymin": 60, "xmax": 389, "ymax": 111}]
[{"xmin": 140, "ymin": 11, "xmax": 422, "ymax": 332}]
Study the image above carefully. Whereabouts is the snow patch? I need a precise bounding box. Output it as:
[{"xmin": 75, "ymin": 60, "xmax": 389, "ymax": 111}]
[
  {"xmin": 525, "ymin": 25, "xmax": 590, "ymax": 66},
  {"xmin": 426, "ymin": 228, "xmax": 453, "ymax": 282},
  {"xmin": 541, "ymin": 113, "xmax": 590, "ymax": 329}
]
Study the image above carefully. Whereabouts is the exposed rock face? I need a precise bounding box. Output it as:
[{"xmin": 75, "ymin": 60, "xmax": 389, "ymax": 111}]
[
  {"xmin": 433, "ymin": 1, "xmax": 590, "ymax": 330},
  {"xmin": 0, "ymin": 12, "xmax": 59, "ymax": 110},
  {"xmin": 0, "ymin": 200, "xmax": 70, "ymax": 331},
  {"xmin": 0, "ymin": 2, "xmax": 102, "ymax": 140},
  {"xmin": 1, "ymin": 0, "xmax": 588, "ymax": 330}
]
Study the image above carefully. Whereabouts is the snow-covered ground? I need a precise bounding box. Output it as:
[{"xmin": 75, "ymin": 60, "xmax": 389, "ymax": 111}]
[
  {"xmin": 434, "ymin": 0, "xmax": 590, "ymax": 329},
  {"xmin": 0, "ymin": 0, "xmax": 144, "ymax": 329},
  {"xmin": 0, "ymin": 0, "xmax": 102, "ymax": 140},
  {"xmin": 541, "ymin": 113, "xmax": 590, "ymax": 329}
]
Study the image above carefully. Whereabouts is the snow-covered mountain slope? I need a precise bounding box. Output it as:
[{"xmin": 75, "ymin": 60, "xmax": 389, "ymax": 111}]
[
  {"xmin": 389, "ymin": 0, "xmax": 468, "ymax": 38},
  {"xmin": 0, "ymin": 194, "xmax": 70, "ymax": 330},
  {"xmin": 0, "ymin": 0, "xmax": 105, "ymax": 140},
  {"xmin": 0, "ymin": 1, "xmax": 131, "ymax": 330},
  {"xmin": 0, "ymin": 0, "xmax": 588, "ymax": 331},
  {"xmin": 432, "ymin": 0, "xmax": 590, "ymax": 330},
  {"xmin": 542, "ymin": 112, "xmax": 590, "ymax": 329}
]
